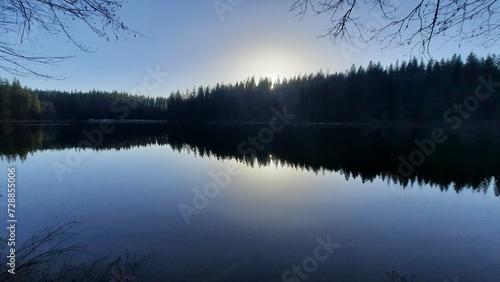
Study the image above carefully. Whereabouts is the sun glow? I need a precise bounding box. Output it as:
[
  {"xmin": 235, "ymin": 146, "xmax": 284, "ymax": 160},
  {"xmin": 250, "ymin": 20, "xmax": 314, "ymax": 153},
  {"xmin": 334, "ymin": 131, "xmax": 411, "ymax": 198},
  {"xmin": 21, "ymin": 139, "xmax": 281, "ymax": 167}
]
[
  {"xmin": 220, "ymin": 29, "xmax": 346, "ymax": 92},
  {"xmin": 231, "ymin": 43, "xmax": 315, "ymax": 85}
]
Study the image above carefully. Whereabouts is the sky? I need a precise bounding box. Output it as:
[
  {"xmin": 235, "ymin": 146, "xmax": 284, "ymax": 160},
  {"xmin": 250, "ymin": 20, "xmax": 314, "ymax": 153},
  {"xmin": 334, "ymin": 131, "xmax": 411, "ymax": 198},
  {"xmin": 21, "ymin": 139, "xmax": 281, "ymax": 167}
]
[{"xmin": 1, "ymin": 0, "xmax": 497, "ymax": 97}]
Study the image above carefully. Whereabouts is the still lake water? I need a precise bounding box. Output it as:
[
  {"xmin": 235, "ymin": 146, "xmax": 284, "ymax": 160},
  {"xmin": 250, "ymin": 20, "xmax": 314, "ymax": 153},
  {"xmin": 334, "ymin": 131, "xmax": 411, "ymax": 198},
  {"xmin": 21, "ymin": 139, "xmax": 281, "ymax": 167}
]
[{"xmin": 1, "ymin": 124, "xmax": 499, "ymax": 281}]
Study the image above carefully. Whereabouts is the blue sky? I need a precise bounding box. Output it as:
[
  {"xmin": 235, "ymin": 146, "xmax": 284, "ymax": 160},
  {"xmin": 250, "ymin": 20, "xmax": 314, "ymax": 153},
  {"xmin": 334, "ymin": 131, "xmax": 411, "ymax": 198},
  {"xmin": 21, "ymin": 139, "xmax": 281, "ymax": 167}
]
[{"xmin": 1, "ymin": 0, "xmax": 496, "ymax": 96}]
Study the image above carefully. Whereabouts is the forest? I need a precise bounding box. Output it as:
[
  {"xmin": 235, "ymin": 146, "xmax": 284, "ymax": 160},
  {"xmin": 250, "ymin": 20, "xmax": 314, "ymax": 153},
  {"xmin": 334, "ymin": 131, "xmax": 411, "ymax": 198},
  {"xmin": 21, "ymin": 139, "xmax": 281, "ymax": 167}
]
[{"xmin": 1, "ymin": 52, "xmax": 499, "ymax": 123}]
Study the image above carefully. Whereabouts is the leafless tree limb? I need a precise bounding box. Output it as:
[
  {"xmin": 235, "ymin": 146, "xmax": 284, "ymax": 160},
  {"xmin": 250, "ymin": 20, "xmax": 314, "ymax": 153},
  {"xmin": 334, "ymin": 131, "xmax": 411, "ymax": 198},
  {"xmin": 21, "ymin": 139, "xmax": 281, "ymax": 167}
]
[
  {"xmin": 0, "ymin": 0, "xmax": 140, "ymax": 79},
  {"xmin": 290, "ymin": 0, "xmax": 500, "ymax": 56}
]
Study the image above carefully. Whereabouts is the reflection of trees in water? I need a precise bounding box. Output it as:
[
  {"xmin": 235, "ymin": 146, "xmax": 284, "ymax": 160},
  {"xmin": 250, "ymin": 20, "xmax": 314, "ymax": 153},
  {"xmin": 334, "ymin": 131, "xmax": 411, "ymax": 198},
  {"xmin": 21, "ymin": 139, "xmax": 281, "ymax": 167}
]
[
  {"xmin": 495, "ymin": 177, "xmax": 500, "ymax": 197},
  {"xmin": 0, "ymin": 124, "xmax": 46, "ymax": 161},
  {"xmin": 1, "ymin": 124, "xmax": 499, "ymax": 195}
]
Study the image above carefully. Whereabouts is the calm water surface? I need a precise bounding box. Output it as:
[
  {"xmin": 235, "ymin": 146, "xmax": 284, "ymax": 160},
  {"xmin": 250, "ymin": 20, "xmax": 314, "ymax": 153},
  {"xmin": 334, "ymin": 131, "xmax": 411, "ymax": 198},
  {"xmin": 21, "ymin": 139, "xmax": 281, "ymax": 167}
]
[{"xmin": 1, "ymin": 124, "xmax": 499, "ymax": 281}]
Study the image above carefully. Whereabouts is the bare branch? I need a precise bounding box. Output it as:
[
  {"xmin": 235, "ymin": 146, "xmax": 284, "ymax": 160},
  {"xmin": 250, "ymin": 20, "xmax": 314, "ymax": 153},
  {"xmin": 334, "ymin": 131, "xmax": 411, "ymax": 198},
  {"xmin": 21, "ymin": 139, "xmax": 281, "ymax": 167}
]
[
  {"xmin": 290, "ymin": 0, "xmax": 500, "ymax": 56},
  {"xmin": 0, "ymin": 0, "xmax": 141, "ymax": 79}
]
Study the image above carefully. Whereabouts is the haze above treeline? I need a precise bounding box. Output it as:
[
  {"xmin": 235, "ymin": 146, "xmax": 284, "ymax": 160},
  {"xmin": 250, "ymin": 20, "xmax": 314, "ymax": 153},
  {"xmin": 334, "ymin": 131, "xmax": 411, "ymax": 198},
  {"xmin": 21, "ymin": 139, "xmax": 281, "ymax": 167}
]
[{"xmin": 1, "ymin": 52, "xmax": 499, "ymax": 124}]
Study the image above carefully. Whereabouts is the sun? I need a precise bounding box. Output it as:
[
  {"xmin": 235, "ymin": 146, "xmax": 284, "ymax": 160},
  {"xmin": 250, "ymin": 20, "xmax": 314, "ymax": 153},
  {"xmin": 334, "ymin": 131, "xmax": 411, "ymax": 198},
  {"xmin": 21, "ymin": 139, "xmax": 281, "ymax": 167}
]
[
  {"xmin": 234, "ymin": 47, "xmax": 301, "ymax": 85},
  {"xmin": 263, "ymin": 71, "xmax": 282, "ymax": 83},
  {"xmin": 262, "ymin": 74, "xmax": 279, "ymax": 90}
]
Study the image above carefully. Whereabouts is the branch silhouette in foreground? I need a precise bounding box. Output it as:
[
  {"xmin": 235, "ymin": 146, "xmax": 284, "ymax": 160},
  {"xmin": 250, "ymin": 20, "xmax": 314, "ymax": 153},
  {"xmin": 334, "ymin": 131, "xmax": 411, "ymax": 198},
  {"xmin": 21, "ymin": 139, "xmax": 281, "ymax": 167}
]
[
  {"xmin": 0, "ymin": 0, "xmax": 140, "ymax": 79},
  {"xmin": 290, "ymin": 0, "xmax": 500, "ymax": 55},
  {"xmin": 0, "ymin": 221, "xmax": 150, "ymax": 281}
]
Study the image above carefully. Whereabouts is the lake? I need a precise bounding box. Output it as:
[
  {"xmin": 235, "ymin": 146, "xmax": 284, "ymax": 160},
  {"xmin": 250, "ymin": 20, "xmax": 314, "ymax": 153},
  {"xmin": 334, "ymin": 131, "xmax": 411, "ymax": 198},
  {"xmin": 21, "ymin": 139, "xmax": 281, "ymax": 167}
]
[{"xmin": 1, "ymin": 123, "xmax": 499, "ymax": 281}]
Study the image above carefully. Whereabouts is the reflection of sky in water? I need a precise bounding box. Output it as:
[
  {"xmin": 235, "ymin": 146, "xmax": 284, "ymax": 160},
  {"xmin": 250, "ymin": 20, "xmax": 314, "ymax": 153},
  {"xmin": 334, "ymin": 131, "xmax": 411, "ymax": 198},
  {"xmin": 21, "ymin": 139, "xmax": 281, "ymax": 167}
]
[{"xmin": 1, "ymin": 144, "xmax": 499, "ymax": 281}]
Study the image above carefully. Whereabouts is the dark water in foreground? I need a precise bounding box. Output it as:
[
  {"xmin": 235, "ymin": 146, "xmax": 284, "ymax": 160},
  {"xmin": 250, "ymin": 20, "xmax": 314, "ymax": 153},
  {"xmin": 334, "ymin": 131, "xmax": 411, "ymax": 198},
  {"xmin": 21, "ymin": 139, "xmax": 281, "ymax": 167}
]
[{"xmin": 0, "ymin": 124, "xmax": 499, "ymax": 281}]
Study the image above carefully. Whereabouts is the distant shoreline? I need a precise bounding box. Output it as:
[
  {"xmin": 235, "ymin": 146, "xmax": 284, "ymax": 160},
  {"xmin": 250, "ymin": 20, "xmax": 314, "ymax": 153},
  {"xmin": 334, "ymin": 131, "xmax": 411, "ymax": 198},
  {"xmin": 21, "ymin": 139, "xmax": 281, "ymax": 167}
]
[{"xmin": 1, "ymin": 119, "xmax": 499, "ymax": 131}]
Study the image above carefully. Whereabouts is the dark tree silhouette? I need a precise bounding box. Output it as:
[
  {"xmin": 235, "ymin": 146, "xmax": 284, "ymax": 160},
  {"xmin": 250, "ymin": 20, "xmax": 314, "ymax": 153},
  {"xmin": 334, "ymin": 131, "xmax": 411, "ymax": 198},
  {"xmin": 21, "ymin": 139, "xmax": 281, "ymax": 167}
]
[
  {"xmin": 290, "ymin": 0, "xmax": 500, "ymax": 55},
  {"xmin": 1, "ymin": 53, "xmax": 499, "ymax": 123},
  {"xmin": 0, "ymin": 0, "xmax": 139, "ymax": 78}
]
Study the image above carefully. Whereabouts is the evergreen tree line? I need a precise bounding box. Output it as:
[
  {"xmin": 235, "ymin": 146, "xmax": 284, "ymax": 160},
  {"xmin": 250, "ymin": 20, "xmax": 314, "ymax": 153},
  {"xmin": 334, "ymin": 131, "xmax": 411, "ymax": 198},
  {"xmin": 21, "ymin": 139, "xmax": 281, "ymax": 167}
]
[
  {"xmin": 1, "ymin": 52, "xmax": 499, "ymax": 123},
  {"xmin": 0, "ymin": 80, "xmax": 42, "ymax": 119},
  {"xmin": 35, "ymin": 90, "xmax": 169, "ymax": 120},
  {"xmin": 166, "ymin": 52, "xmax": 500, "ymax": 123},
  {"xmin": 0, "ymin": 81, "xmax": 169, "ymax": 120}
]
